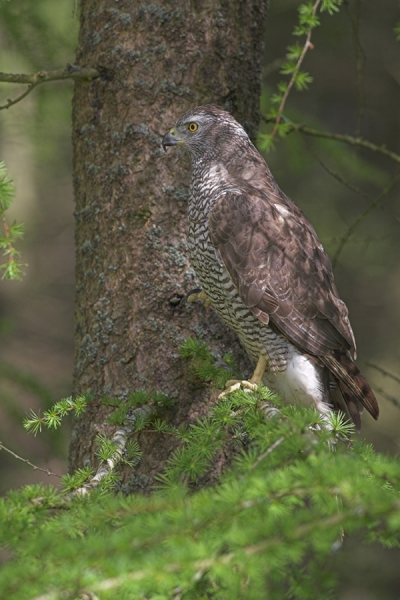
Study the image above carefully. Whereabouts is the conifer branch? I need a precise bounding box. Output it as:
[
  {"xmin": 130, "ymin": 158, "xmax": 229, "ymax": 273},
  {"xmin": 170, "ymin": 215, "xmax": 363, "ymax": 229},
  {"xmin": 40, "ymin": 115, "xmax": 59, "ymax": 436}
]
[
  {"xmin": 262, "ymin": 115, "xmax": 400, "ymax": 165},
  {"xmin": 0, "ymin": 161, "xmax": 26, "ymax": 279},
  {"xmin": 289, "ymin": 122, "xmax": 400, "ymax": 164},
  {"xmin": 270, "ymin": 0, "xmax": 321, "ymax": 138},
  {"xmin": 248, "ymin": 436, "xmax": 285, "ymax": 471},
  {"xmin": 0, "ymin": 441, "xmax": 61, "ymax": 478},
  {"xmin": 0, "ymin": 215, "xmax": 18, "ymax": 277},
  {"xmin": 69, "ymin": 514, "xmax": 347, "ymax": 595},
  {"xmin": 0, "ymin": 65, "xmax": 100, "ymax": 110},
  {"xmin": 299, "ymin": 132, "xmax": 400, "ymax": 241},
  {"xmin": 260, "ymin": 0, "xmax": 345, "ymax": 151},
  {"xmin": 4, "ymin": 393, "xmax": 400, "ymax": 599},
  {"xmin": 74, "ymin": 505, "xmax": 396, "ymax": 597},
  {"xmin": 70, "ymin": 405, "xmax": 155, "ymax": 497},
  {"xmin": 24, "ymin": 395, "xmax": 89, "ymax": 435}
]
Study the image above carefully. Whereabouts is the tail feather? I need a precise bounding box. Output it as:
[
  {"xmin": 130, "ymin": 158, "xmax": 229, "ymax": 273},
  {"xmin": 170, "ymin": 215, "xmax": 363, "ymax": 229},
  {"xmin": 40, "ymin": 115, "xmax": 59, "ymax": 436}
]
[
  {"xmin": 336, "ymin": 381, "xmax": 364, "ymax": 433},
  {"xmin": 322, "ymin": 353, "xmax": 379, "ymax": 423},
  {"xmin": 327, "ymin": 374, "xmax": 362, "ymax": 432}
]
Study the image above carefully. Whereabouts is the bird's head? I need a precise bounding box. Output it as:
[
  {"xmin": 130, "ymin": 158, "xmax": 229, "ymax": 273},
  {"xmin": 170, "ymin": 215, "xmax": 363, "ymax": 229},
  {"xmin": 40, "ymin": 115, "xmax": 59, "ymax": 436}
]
[{"xmin": 162, "ymin": 105, "xmax": 249, "ymax": 161}]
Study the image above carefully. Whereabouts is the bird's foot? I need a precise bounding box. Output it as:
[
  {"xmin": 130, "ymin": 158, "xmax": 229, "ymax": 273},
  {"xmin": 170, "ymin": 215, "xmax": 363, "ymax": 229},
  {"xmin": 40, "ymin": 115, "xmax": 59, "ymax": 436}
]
[
  {"xmin": 184, "ymin": 288, "xmax": 212, "ymax": 308},
  {"xmin": 218, "ymin": 356, "xmax": 267, "ymax": 399},
  {"xmin": 218, "ymin": 379, "xmax": 258, "ymax": 399}
]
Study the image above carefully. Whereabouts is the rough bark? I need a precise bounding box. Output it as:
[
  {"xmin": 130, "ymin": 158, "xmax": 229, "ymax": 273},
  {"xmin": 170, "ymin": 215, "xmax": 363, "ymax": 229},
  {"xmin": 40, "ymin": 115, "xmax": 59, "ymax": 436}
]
[{"xmin": 70, "ymin": 0, "xmax": 267, "ymax": 489}]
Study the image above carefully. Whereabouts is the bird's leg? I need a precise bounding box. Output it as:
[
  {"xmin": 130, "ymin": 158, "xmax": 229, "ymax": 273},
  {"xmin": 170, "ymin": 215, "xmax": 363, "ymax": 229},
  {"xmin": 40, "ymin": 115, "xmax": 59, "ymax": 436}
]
[
  {"xmin": 250, "ymin": 354, "xmax": 268, "ymax": 385},
  {"xmin": 219, "ymin": 354, "xmax": 267, "ymax": 399},
  {"xmin": 184, "ymin": 288, "xmax": 212, "ymax": 308}
]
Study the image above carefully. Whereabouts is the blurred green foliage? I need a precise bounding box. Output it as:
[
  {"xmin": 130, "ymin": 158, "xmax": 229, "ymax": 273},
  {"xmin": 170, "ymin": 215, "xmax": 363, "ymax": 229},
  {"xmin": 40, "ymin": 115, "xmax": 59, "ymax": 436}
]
[
  {"xmin": 259, "ymin": 0, "xmax": 345, "ymax": 151},
  {"xmin": 1, "ymin": 383, "xmax": 400, "ymax": 599},
  {"xmin": 0, "ymin": 0, "xmax": 79, "ymax": 67},
  {"xmin": 0, "ymin": 0, "xmax": 79, "ymax": 172},
  {"xmin": 0, "ymin": 0, "xmax": 78, "ymax": 488},
  {"xmin": 0, "ymin": 161, "xmax": 25, "ymax": 279}
]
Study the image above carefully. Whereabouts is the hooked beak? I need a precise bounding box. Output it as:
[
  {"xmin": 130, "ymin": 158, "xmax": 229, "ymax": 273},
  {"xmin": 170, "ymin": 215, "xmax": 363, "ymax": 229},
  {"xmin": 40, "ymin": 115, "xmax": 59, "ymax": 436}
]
[{"xmin": 162, "ymin": 130, "xmax": 178, "ymax": 152}]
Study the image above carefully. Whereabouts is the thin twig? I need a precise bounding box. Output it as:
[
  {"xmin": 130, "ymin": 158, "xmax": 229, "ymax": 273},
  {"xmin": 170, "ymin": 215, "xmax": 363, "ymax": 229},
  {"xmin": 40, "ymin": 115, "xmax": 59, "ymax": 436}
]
[
  {"xmin": 300, "ymin": 134, "xmax": 371, "ymax": 200},
  {"xmin": 371, "ymin": 385, "xmax": 400, "ymax": 411},
  {"xmin": 1, "ymin": 85, "xmax": 37, "ymax": 110},
  {"xmin": 380, "ymin": 206, "xmax": 400, "ymax": 224},
  {"xmin": 332, "ymin": 171, "xmax": 400, "ymax": 267},
  {"xmin": 0, "ymin": 66, "xmax": 100, "ymax": 110},
  {"xmin": 299, "ymin": 129, "xmax": 400, "ymax": 253},
  {"xmin": 288, "ymin": 122, "xmax": 400, "ymax": 165},
  {"xmin": 366, "ymin": 363, "xmax": 400, "ymax": 386},
  {"xmin": 0, "ymin": 441, "xmax": 61, "ymax": 478},
  {"xmin": 249, "ymin": 437, "xmax": 285, "ymax": 471},
  {"xmin": 268, "ymin": 117, "xmax": 400, "ymax": 239},
  {"xmin": 0, "ymin": 66, "xmax": 100, "ymax": 85},
  {"xmin": 271, "ymin": 0, "xmax": 321, "ymax": 138}
]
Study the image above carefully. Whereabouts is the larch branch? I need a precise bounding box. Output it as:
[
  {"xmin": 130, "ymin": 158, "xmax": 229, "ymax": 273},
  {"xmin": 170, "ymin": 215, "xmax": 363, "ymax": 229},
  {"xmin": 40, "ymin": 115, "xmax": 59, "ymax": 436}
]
[
  {"xmin": 249, "ymin": 436, "xmax": 285, "ymax": 471},
  {"xmin": 270, "ymin": 0, "xmax": 321, "ymax": 138},
  {"xmin": 1, "ymin": 215, "xmax": 15, "ymax": 261},
  {"xmin": 290, "ymin": 122, "xmax": 400, "ymax": 165},
  {"xmin": 0, "ymin": 65, "xmax": 100, "ymax": 110},
  {"xmin": 70, "ymin": 404, "xmax": 155, "ymax": 498},
  {"xmin": 0, "ymin": 441, "xmax": 61, "ymax": 478}
]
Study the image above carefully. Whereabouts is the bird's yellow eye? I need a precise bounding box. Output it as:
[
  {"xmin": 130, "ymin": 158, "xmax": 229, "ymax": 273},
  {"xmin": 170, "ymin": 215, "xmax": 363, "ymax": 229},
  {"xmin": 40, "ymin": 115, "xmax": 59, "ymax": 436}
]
[{"xmin": 188, "ymin": 122, "xmax": 198, "ymax": 132}]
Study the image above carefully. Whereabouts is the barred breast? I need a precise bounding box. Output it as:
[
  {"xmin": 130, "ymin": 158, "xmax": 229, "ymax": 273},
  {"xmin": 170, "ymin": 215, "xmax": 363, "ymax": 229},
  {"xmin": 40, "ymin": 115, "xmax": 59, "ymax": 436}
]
[{"xmin": 187, "ymin": 167, "xmax": 289, "ymax": 373}]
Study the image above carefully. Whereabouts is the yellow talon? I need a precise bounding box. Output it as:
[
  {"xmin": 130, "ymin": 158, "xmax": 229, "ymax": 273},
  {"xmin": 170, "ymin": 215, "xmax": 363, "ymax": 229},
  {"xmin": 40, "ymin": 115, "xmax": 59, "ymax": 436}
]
[
  {"xmin": 218, "ymin": 355, "xmax": 267, "ymax": 399},
  {"xmin": 218, "ymin": 382, "xmax": 242, "ymax": 399}
]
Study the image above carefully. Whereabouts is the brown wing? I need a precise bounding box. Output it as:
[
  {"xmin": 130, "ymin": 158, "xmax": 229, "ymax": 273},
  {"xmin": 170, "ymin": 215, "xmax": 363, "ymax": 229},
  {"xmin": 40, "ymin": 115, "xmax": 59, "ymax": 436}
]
[{"xmin": 208, "ymin": 190, "xmax": 356, "ymax": 357}]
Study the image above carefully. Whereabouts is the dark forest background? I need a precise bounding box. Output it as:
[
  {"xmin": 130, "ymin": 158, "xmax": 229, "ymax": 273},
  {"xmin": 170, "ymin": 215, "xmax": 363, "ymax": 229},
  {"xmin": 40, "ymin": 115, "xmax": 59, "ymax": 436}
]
[{"xmin": 0, "ymin": 1, "xmax": 400, "ymax": 597}]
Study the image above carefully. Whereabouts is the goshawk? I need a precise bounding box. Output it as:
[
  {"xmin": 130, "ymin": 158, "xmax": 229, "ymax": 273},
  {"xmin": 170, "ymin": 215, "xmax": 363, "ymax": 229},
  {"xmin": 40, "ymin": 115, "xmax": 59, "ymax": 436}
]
[{"xmin": 162, "ymin": 105, "xmax": 379, "ymax": 430}]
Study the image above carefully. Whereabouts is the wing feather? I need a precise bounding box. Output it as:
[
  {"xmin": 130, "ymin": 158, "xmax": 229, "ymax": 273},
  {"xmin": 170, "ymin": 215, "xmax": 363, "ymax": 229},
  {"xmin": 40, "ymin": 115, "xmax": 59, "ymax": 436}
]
[{"xmin": 208, "ymin": 190, "xmax": 356, "ymax": 357}]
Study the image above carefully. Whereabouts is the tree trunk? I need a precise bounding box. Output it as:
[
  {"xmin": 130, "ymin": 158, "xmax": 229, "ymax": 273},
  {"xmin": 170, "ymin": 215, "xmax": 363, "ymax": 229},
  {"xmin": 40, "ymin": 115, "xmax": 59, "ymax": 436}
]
[{"xmin": 70, "ymin": 0, "xmax": 267, "ymax": 489}]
